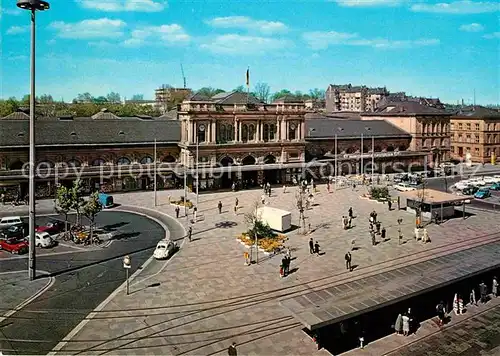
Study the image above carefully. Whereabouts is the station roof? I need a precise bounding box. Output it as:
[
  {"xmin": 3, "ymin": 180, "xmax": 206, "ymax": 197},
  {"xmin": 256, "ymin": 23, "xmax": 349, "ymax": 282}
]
[
  {"xmin": 280, "ymin": 240, "xmax": 500, "ymax": 330},
  {"xmin": 400, "ymin": 189, "xmax": 473, "ymax": 204},
  {"xmin": 305, "ymin": 119, "xmax": 410, "ymax": 139}
]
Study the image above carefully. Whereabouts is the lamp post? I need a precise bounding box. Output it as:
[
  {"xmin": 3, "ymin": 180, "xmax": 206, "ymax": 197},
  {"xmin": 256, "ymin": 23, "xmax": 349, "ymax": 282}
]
[
  {"xmin": 196, "ymin": 124, "xmax": 205, "ymax": 208},
  {"xmin": 360, "ymin": 133, "xmax": 364, "ymax": 176},
  {"xmin": 17, "ymin": 0, "xmax": 50, "ymax": 281},
  {"xmin": 334, "ymin": 134, "xmax": 338, "ymax": 191},
  {"xmin": 123, "ymin": 255, "xmax": 131, "ymax": 295},
  {"xmin": 153, "ymin": 138, "xmax": 157, "ymax": 207},
  {"xmin": 371, "ymin": 135, "xmax": 375, "ymax": 184}
]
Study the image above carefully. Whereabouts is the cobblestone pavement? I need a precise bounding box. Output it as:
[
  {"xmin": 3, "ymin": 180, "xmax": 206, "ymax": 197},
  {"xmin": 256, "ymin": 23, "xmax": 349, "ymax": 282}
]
[{"xmin": 51, "ymin": 185, "xmax": 500, "ymax": 355}]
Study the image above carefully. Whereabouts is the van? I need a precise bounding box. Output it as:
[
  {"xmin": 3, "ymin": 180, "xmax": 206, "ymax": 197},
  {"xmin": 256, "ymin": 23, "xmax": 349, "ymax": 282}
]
[
  {"xmin": 0, "ymin": 216, "xmax": 23, "ymax": 229},
  {"xmin": 98, "ymin": 193, "xmax": 114, "ymax": 209}
]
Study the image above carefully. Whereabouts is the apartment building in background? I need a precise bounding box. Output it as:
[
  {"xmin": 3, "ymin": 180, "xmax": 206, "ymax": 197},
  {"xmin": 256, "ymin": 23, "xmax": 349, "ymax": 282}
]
[
  {"xmin": 450, "ymin": 106, "xmax": 500, "ymax": 164},
  {"xmin": 155, "ymin": 86, "xmax": 192, "ymax": 113},
  {"xmin": 325, "ymin": 84, "xmax": 389, "ymax": 112}
]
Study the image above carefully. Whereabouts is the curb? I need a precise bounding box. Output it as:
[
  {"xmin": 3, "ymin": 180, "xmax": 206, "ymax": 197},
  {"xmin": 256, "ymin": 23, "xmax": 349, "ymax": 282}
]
[
  {"xmin": 48, "ymin": 205, "xmax": 184, "ymax": 355},
  {"xmin": 0, "ymin": 270, "xmax": 54, "ymax": 325}
]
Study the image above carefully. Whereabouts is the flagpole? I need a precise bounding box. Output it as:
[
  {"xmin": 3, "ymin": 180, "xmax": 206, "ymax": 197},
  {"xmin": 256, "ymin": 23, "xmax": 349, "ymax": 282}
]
[{"xmin": 246, "ymin": 66, "xmax": 250, "ymax": 104}]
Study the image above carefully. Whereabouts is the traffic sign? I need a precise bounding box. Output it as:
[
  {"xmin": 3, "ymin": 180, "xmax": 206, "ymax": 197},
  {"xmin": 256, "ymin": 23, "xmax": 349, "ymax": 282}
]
[{"xmin": 123, "ymin": 255, "xmax": 131, "ymax": 269}]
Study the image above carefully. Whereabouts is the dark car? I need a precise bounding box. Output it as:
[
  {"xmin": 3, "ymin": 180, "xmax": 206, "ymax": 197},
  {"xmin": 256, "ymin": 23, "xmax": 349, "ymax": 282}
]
[
  {"xmin": 36, "ymin": 220, "xmax": 66, "ymax": 235},
  {"xmin": 0, "ymin": 223, "xmax": 29, "ymax": 240},
  {"xmin": 463, "ymin": 186, "xmax": 479, "ymax": 195}
]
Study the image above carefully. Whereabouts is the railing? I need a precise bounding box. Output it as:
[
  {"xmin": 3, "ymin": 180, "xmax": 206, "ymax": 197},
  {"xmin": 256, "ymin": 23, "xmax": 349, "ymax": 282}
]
[{"xmin": 179, "ymin": 103, "xmax": 307, "ymax": 113}]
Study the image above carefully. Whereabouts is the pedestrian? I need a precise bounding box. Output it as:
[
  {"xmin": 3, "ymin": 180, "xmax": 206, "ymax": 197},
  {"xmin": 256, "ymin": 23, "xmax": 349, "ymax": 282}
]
[
  {"xmin": 493, "ymin": 276, "xmax": 498, "ymax": 297},
  {"xmin": 422, "ymin": 228, "xmax": 430, "ymax": 243},
  {"xmin": 285, "ymin": 256, "xmax": 291, "ymax": 275},
  {"xmin": 433, "ymin": 211, "xmax": 439, "ymax": 225},
  {"xmin": 394, "ymin": 313, "xmax": 403, "ymax": 335},
  {"xmin": 281, "ymin": 257, "xmax": 287, "ymax": 277},
  {"xmin": 314, "ymin": 241, "xmax": 320, "ymax": 255},
  {"xmin": 398, "ymin": 229, "xmax": 403, "ymax": 245},
  {"xmin": 227, "ymin": 342, "xmax": 237, "ymax": 356},
  {"xmin": 402, "ymin": 313, "xmax": 410, "ymax": 336},
  {"xmin": 371, "ymin": 230, "xmax": 376, "ymax": 246},
  {"xmin": 345, "ymin": 251, "xmax": 352, "ymax": 271},
  {"xmin": 309, "ymin": 238, "xmax": 314, "ymax": 254},
  {"xmin": 175, "ymin": 206, "xmax": 180, "ymax": 218},
  {"xmin": 479, "ymin": 281, "xmax": 488, "ymax": 303},
  {"xmin": 381, "ymin": 226, "xmax": 386, "ymax": 240},
  {"xmin": 218, "ymin": 201, "xmax": 222, "ymax": 214},
  {"xmin": 348, "ymin": 207, "xmax": 353, "ymax": 219},
  {"xmin": 436, "ymin": 301, "xmax": 446, "ymax": 326},
  {"xmin": 235, "ymin": 197, "xmax": 239, "ymax": 209},
  {"xmin": 193, "ymin": 206, "xmax": 197, "ymax": 221},
  {"xmin": 348, "ymin": 216, "xmax": 352, "ymax": 228},
  {"xmin": 397, "ymin": 218, "xmax": 403, "ymax": 225},
  {"xmin": 268, "ymin": 187, "xmax": 272, "ymax": 197},
  {"xmin": 407, "ymin": 308, "xmax": 413, "ymax": 333},
  {"xmin": 470, "ymin": 288, "xmax": 477, "ymax": 306},
  {"xmin": 388, "ymin": 200, "xmax": 392, "ymax": 211},
  {"xmin": 376, "ymin": 221, "xmax": 381, "ymax": 234},
  {"xmin": 283, "ymin": 184, "xmax": 287, "ymax": 193},
  {"xmin": 188, "ymin": 226, "xmax": 192, "ymax": 242},
  {"xmin": 373, "ymin": 211, "xmax": 378, "ymax": 223}
]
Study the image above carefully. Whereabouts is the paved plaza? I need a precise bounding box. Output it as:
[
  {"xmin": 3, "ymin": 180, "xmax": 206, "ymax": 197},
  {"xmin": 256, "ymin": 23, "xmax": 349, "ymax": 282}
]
[{"xmin": 30, "ymin": 184, "xmax": 500, "ymax": 355}]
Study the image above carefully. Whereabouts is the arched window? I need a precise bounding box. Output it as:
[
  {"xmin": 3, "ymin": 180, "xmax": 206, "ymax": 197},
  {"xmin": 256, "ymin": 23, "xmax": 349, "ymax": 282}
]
[
  {"xmin": 117, "ymin": 157, "xmax": 131, "ymax": 166},
  {"xmin": 92, "ymin": 159, "xmax": 105, "ymax": 166},
  {"xmin": 248, "ymin": 124, "xmax": 255, "ymax": 141},
  {"xmin": 433, "ymin": 139, "xmax": 440, "ymax": 147},
  {"xmin": 67, "ymin": 159, "xmax": 81, "ymax": 167},
  {"xmin": 140, "ymin": 156, "xmax": 154, "ymax": 164},
  {"xmin": 269, "ymin": 124, "xmax": 276, "ymax": 140},
  {"xmin": 242, "ymin": 124, "xmax": 249, "ymax": 142},
  {"xmin": 218, "ymin": 124, "xmax": 226, "ymax": 143},
  {"xmin": 227, "ymin": 124, "xmax": 234, "ymax": 141},
  {"xmin": 288, "ymin": 122, "xmax": 297, "ymax": 140},
  {"xmin": 263, "ymin": 124, "xmax": 269, "ymax": 142}
]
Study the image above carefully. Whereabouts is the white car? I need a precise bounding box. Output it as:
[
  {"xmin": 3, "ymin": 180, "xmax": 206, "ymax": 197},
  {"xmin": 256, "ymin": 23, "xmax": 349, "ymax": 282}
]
[
  {"xmin": 454, "ymin": 180, "xmax": 470, "ymax": 190},
  {"xmin": 394, "ymin": 183, "xmax": 416, "ymax": 192},
  {"xmin": 0, "ymin": 216, "xmax": 22, "ymax": 229},
  {"xmin": 34, "ymin": 232, "xmax": 56, "ymax": 248},
  {"xmin": 483, "ymin": 176, "xmax": 497, "ymax": 184},
  {"xmin": 153, "ymin": 239, "xmax": 177, "ymax": 260}
]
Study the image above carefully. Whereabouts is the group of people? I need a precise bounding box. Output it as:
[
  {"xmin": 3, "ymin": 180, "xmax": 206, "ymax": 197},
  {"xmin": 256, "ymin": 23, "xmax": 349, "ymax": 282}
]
[
  {"xmin": 308, "ymin": 237, "xmax": 321, "ymax": 255},
  {"xmin": 394, "ymin": 308, "xmax": 413, "ymax": 336},
  {"xmin": 280, "ymin": 253, "xmax": 292, "ymax": 277}
]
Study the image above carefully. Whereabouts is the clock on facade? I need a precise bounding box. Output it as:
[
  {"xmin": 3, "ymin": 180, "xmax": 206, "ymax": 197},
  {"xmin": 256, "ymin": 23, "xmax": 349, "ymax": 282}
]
[{"xmin": 199, "ymin": 124, "xmax": 206, "ymax": 132}]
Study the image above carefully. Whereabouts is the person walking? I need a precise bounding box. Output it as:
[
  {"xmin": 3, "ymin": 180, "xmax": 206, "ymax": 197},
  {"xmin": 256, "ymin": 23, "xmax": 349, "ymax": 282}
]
[
  {"xmin": 388, "ymin": 199, "xmax": 392, "ymax": 211},
  {"xmin": 218, "ymin": 201, "xmax": 223, "ymax": 214},
  {"xmin": 371, "ymin": 230, "xmax": 376, "ymax": 246},
  {"xmin": 470, "ymin": 288, "xmax": 477, "ymax": 306},
  {"xmin": 493, "ymin": 276, "xmax": 498, "ymax": 298},
  {"xmin": 235, "ymin": 197, "xmax": 239, "ymax": 209},
  {"xmin": 227, "ymin": 342, "xmax": 237, "ymax": 356},
  {"xmin": 175, "ymin": 206, "xmax": 180, "ymax": 218},
  {"xmin": 398, "ymin": 229, "xmax": 403, "ymax": 245},
  {"xmin": 345, "ymin": 251, "xmax": 352, "ymax": 271},
  {"xmin": 436, "ymin": 301, "xmax": 446, "ymax": 327},
  {"xmin": 402, "ymin": 313, "xmax": 410, "ymax": 336},
  {"xmin": 314, "ymin": 241, "xmax": 320, "ymax": 255},
  {"xmin": 348, "ymin": 207, "xmax": 353, "ymax": 219},
  {"xmin": 188, "ymin": 226, "xmax": 193, "ymax": 242},
  {"xmin": 193, "ymin": 206, "xmax": 198, "ymax": 221},
  {"xmin": 309, "ymin": 238, "xmax": 314, "ymax": 254},
  {"xmin": 381, "ymin": 226, "xmax": 386, "ymax": 241},
  {"xmin": 394, "ymin": 313, "xmax": 403, "ymax": 335},
  {"xmin": 375, "ymin": 221, "xmax": 381, "ymax": 234},
  {"xmin": 348, "ymin": 216, "xmax": 352, "ymax": 229},
  {"xmin": 422, "ymin": 228, "xmax": 430, "ymax": 243},
  {"xmin": 479, "ymin": 281, "xmax": 488, "ymax": 303}
]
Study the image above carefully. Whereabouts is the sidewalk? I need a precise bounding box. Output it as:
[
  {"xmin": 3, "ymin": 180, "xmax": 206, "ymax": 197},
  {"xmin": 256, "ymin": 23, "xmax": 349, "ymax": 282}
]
[{"xmin": 52, "ymin": 185, "xmax": 500, "ymax": 355}]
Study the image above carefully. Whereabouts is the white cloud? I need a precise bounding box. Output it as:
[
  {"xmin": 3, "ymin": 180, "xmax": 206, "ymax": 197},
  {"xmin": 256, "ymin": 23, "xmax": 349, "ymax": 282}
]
[
  {"xmin": 303, "ymin": 31, "xmax": 440, "ymax": 50},
  {"xmin": 200, "ymin": 34, "xmax": 290, "ymax": 55},
  {"xmin": 79, "ymin": 0, "xmax": 166, "ymax": 12},
  {"xmin": 460, "ymin": 23, "xmax": 485, "ymax": 32},
  {"xmin": 49, "ymin": 18, "xmax": 126, "ymax": 39},
  {"xmin": 483, "ymin": 32, "xmax": 500, "ymax": 39},
  {"xmin": 122, "ymin": 24, "xmax": 190, "ymax": 47},
  {"xmin": 205, "ymin": 16, "xmax": 288, "ymax": 34},
  {"xmin": 411, "ymin": 1, "xmax": 499, "ymax": 14},
  {"xmin": 334, "ymin": 0, "xmax": 403, "ymax": 7},
  {"xmin": 6, "ymin": 25, "xmax": 29, "ymax": 35},
  {"xmin": 1, "ymin": 8, "xmax": 22, "ymax": 17}
]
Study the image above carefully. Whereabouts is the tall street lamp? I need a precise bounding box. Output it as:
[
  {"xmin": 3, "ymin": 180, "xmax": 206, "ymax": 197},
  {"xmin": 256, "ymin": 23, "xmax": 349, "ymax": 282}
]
[{"xmin": 17, "ymin": 0, "xmax": 50, "ymax": 281}]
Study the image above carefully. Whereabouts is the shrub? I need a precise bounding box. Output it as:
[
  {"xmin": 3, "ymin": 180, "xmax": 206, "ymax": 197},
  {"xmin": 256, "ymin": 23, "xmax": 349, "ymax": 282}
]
[{"xmin": 370, "ymin": 186, "xmax": 390, "ymax": 200}]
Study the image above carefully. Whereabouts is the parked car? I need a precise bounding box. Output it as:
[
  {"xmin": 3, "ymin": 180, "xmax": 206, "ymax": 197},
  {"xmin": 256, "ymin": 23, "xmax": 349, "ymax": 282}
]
[
  {"xmin": 394, "ymin": 183, "xmax": 417, "ymax": 192},
  {"xmin": 98, "ymin": 193, "xmax": 114, "ymax": 209},
  {"xmin": 463, "ymin": 186, "xmax": 479, "ymax": 195},
  {"xmin": 0, "ymin": 216, "xmax": 23, "ymax": 229},
  {"xmin": 0, "ymin": 223, "xmax": 29, "ymax": 240},
  {"xmin": 393, "ymin": 174, "xmax": 408, "ymax": 183},
  {"xmin": 474, "ymin": 189, "xmax": 491, "ymax": 199},
  {"xmin": 34, "ymin": 232, "xmax": 56, "ymax": 248},
  {"xmin": 483, "ymin": 176, "xmax": 497, "ymax": 184},
  {"xmin": 490, "ymin": 182, "xmax": 500, "ymax": 191},
  {"xmin": 0, "ymin": 237, "xmax": 29, "ymax": 254},
  {"xmin": 153, "ymin": 239, "xmax": 177, "ymax": 260},
  {"xmin": 36, "ymin": 220, "xmax": 66, "ymax": 235}
]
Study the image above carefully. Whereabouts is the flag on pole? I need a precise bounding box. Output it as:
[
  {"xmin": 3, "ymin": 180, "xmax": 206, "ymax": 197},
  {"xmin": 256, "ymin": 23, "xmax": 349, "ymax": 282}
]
[{"xmin": 246, "ymin": 67, "xmax": 250, "ymax": 88}]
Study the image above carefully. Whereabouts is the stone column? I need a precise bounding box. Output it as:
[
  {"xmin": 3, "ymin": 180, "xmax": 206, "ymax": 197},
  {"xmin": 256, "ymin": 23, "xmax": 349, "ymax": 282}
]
[
  {"xmin": 211, "ymin": 121, "xmax": 217, "ymax": 142},
  {"xmin": 234, "ymin": 119, "xmax": 238, "ymax": 142},
  {"xmin": 187, "ymin": 120, "xmax": 193, "ymax": 143},
  {"xmin": 276, "ymin": 117, "xmax": 280, "ymax": 142},
  {"xmin": 300, "ymin": 121, "xmax": 305, "ymax": 140}
]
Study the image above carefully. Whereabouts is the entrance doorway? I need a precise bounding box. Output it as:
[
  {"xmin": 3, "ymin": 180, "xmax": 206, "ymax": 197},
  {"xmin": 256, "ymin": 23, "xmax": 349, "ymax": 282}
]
[
  {"xmin": 241, "ymin": 155, "xmax": 258, "ymax": 188},
  {"xmin": 219, "ymin": 156, "xmax": 235, "ymax": 188},
  {"xmin": 263, "ymin": 155, "xmax": 278, "ymax": 184}
]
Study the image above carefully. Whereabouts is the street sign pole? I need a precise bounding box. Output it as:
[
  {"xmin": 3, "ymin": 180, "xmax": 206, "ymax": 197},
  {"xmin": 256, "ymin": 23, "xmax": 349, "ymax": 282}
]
[{"xmin": 123, "ymin": 255, "xmax": 131, "ymax": 295}]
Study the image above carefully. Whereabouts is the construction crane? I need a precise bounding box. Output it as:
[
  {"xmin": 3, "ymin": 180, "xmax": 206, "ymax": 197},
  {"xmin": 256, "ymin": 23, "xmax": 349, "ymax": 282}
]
[{"xmin": 180, "ymin": 64, "xmax": 186, "ymax": 89}]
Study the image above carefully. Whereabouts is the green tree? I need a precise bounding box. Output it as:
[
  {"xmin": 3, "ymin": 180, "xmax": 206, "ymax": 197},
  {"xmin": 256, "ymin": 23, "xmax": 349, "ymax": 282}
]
[
  {"xmin": 197, "ymin": 87, "xmax": 225, "ymax": 98},
  {"xmin": 106, "ymin": 92, "xmax": 121, "ymax": 103},
  {"xmin": 131, "ymin": 94, "xmax": 144, "ymax": 101},
  {"xmin": 55, "ymin": 185, "xmax": 73, "ymax": 233},
  {"xmin": 234, "ymin": 85, "xmax": 246, "ymax": 93},
  {"xmin": 83, "ymin": 191, "xmax": 102, "ymax": 241},
  {"xmin": 270, "ymin": 89, "xmax": 292, "ymax": 102},
  {"xmin": 93, "ymin": 96, "xmax": 108, "ymax": 104},
  {"xmin": 309, "ymin": 88, "xmax": 325, "ymax": 100},
  {"xmin": 254, "ymin": 82, "xmax": 270, "ymax": 103},
  {"xmin": 21, "ymin": 94, "xmax": 31, "ymax": 105},
  {"xmin": 0, "ymin": 98, "xmax": 19, "ymax": 117},
  {"xmin": 74, "ymin": 92, "xmax": 93, "ymax": 103},
  {"xmin": 70, "ymin": 179, "xmax": 85, "ymax": 225}
]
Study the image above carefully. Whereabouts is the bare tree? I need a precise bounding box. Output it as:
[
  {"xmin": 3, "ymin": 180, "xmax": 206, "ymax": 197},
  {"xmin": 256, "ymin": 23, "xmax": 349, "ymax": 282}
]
[
  {"xmin": 295, "ymin": 188, "xmax": 308, "ymax": 234},
  {"xmin": 244, "ymin": 200, "xmax": 263, "ymax": 263},
  {"xmin": 415, "ymin": 180, "xmax": 427, "ymax": 222},
  {"xmin": 254, "ymin": 82, "xmax": 270, "ymax": 103}
]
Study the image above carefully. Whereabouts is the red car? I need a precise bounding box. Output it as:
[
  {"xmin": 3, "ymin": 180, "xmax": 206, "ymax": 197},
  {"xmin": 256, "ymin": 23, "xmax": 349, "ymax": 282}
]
[
  {"xmin": 36, "ymin": 221, "xmax": 65, "ymax": 235},
  {"xmin": 0, "ymin": 237, "xmax": 29, "ymax": 254}
]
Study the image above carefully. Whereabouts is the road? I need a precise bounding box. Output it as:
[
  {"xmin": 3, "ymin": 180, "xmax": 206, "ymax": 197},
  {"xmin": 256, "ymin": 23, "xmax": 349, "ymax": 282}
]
[{"xmin": 0, "ymin": 210, "xmax": 179, "ymax": 355}]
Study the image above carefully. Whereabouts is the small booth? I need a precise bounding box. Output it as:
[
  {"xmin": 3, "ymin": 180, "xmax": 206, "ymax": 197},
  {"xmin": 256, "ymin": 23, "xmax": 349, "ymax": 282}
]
[{"xmin": 400, "ymin": 189, "xmax": 473, "ymax": 221}]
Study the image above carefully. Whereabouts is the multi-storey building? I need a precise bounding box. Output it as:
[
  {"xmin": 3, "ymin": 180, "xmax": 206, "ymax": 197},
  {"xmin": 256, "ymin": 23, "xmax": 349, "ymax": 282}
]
[
  {"xmin": 450, "ymin": 106, "xmax": 500, "ymax": 163},
  {"xmin": 178, "ymin": 91, "xmax": 307, "ymax": 188},
  {"xmin": 154, "ymin": 86, "xmax": 192, "ymax": 113},
  {"xmin": 361, "ymin": 101, "xmax": 452, "ymax": 167},
  {"xmin": 376, "ymin": 94, "xmax": 445, "ymax": 111},
  {"xmin": 325, "ymin": 84, "xmax": 388, "ymax": 112}
]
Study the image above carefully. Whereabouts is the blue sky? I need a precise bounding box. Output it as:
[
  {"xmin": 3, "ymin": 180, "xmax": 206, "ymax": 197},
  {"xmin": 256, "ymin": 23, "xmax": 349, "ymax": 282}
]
[{"xmin": 0, "ymin": 0, "xmax": 499, "ymax": 104}]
